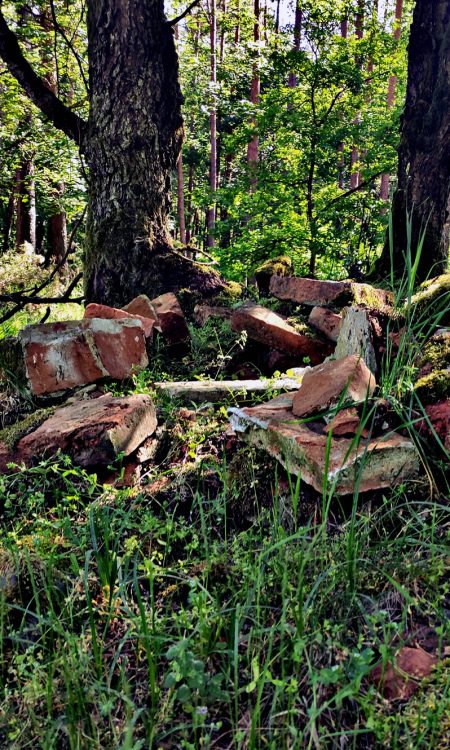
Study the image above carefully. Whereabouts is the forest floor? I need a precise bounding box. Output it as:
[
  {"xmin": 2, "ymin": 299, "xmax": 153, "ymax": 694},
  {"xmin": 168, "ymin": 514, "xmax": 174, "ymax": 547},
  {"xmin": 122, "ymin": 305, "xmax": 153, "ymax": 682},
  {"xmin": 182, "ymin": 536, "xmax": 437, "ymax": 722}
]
[{"xmin": 0, "ymin": 272, "xmax": 449, "ymax": 749}]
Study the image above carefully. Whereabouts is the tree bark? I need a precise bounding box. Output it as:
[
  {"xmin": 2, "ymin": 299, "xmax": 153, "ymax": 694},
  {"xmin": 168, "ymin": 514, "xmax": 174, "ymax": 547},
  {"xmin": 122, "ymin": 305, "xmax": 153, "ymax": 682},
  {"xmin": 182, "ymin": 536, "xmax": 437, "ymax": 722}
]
[
  {"xmin": 380, "ymin": 0, "xmax": 404, "ymax": 201},
  {"xmin": 1, "ymin": 184, "xmax": 15, "ymax": 253},
  {"xmin": 1, "ymin": 2, "xmax": 226, "ymax": 306},
  {"xmin": 350, "ymin": 0, "xmax": 364, "ymax": 190},
  {"xmin": 376, "ymin": 0, "xmax": 450, "ymax": 279},
  {"xmin": 177, "ymin": 154, "xmax": 187, "ymax": 246},
  {"xmin": 15, "ymin": 159, "xmax": 36, "ymax": 250},
  {"xmin": 338, "ymin": 15, "xmax": 348, "ymax": 189},
  {"xmin": 247, "ymin": 0, "xmax": 260, "ymax": 191},
  {"xmin": 207, "ymin": 0, "xmax": 218, "ymax": 248},
  {"xmin": 288, "ymin": 0, "xmax": 302, "ymax": 89},
  {"xmin": 46, "ymin": 195, "xmax": 68, "ymax": 270}
]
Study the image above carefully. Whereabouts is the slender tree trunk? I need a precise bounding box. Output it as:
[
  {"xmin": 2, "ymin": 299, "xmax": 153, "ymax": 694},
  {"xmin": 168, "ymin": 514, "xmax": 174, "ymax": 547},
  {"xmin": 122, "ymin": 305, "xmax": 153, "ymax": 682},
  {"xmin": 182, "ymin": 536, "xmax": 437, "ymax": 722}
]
[
  {"xmin": 47, "ymin": 201, "xmax": 67, "ymax": 266},
  {"xmin": 220, "ymin": 0, "xmax": 227, "ymax": 64},
  {"xmin": 275, "ymin": 0, "xmax": 280, "ymax": 34},
  {"xmin": 288, "ymin": 0, "xmax": 302, "ymax": 89},
  {"xmin": 376, "ymin": 0, "xmax": 450, "ymax": 279},
  {"xmin": 338, "ymin": 16, "xmax": 348, "ymax": 189},
  {"xmin": 207, "ymin": 0, "xmax": 217, "ymax": 248},
  {"xmin": 350, "ymin": 1, "xmax": 364, "ymax": 190},
  {"xmin": 307, "ymin": 136, "xmax": 318, "ymax": 276},
  {"xmin": 177, "ymin": 154, "xmax": 187, "ymax": 246},
  {"xmin": 2, "ymin": 185, "xmax": 15, "ymax": 253},
  {"xmin": 186, "ymin": 164, "xmax": 195, "ymax": 244},
  {"xmin": 247, "ymin": 0, "xmax": 260, "ymax": 190},
  {"xmin": 235, "ymin": 0, "xmax": 240, "ymax": 44},
  {"xmin": 15, "ymin": 159, "xmax": 36, "ymax": 250},
  {"xmin": 380, "ymin": 0, "xmax": 404, "ymax": 201}
]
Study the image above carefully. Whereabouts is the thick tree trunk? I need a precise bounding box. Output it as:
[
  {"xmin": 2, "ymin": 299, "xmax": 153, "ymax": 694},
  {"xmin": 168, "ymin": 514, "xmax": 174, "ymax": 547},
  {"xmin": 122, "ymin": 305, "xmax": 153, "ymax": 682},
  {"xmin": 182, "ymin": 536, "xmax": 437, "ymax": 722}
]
[
  {"xmin": 377, "ymin": 0, "xmax": 450, "ymax": 279},
  {"xmin": 0, "ymin": 1, "xmax": 225, "ymax": 305},
  {"xmin": 84, "ymin": 0, "xmax": 222, "ymax": 306},
  {"xmin": 84, "ymin": 0, "xmax": 183, "ymax": 305}
]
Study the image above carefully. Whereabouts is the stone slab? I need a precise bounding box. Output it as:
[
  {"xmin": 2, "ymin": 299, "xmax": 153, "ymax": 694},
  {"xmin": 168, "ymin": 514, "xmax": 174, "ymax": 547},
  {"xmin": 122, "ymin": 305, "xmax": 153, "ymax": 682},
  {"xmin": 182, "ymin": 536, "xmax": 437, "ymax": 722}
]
[
  {"xmin": 229, "ymin": 394, "xmax": 418, "ymax": 495},
  {"xmin": 17, "ymin": 393, "xmax": 157, "ymax": 467}
]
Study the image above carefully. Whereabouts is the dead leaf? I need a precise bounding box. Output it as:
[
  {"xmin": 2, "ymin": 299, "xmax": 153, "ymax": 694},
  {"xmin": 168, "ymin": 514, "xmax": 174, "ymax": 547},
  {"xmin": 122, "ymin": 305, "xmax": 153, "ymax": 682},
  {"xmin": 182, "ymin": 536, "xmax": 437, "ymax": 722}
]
[{"xmin": 370, "ymin": 646, "xmax": 437, "ymax": 700}]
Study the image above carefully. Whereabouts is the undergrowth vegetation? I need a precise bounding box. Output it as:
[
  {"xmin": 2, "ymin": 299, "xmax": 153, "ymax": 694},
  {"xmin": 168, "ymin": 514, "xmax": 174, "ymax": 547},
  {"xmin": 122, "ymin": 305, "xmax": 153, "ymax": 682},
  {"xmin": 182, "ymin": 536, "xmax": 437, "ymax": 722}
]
[{"xmin": 0, "ymin": 246, "xmax": 449, "ymax": 748}]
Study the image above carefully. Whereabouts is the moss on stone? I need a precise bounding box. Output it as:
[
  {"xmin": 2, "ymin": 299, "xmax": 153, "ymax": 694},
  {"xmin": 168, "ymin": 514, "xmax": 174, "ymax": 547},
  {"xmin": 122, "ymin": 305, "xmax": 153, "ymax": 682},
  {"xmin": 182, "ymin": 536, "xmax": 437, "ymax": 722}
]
[
  {"xmin": 0, "ymin": 407, "xmax": 54, "ymax": 451},
  {"xmin": 419, "ymin": 332, "xmax": 450, "ymax": 373},
  {"xmin": 286, "ymin": 318, "xmax": 316, "ymax": 339},
  {"xmin": 351, "ymin": 283, "xmax": 394, "ymax": 310},
  {"xmin": 410, "ymin": 274, "xmax": 450, "ymax": 323},
  {"xmin": 254, "ymin": 255, "xmax": 293, "ymax": 296},
  {"xmin": 254, "ymin": 255, "xmax": 292, "ymax": 278},
  {"xmin": 214, "ymin": 281, "xmax": 243, "ymax": 304},
  {"xmin": 414, "ymin": 370, "xmax": 450, "ymax": 404}
]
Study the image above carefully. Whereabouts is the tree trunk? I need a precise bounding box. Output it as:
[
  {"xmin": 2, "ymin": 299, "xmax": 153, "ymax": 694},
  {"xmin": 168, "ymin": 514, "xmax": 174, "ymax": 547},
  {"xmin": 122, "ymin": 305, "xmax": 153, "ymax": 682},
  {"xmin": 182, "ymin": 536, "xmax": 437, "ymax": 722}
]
[
  {"xmin": 84, "ymin": 0, "xmax": 184, "ymax": 305},
  {"xmin": 377, "ymin": 0, "xmax": 450, "ymax": 279},
  {"xmin": 247, "ymin": 0, "xmax": 260, "ymax": 190},
  {"xmin": 2, "ymin": 185, "xmax": 15, "ymax": 253},
  {"xmin": 380, "ymin": 0, "xmax": 404, "ymax": 201},
  {"xmin": 0, "ymin": 1, "xmax": 226, "ymax": 305},
  {"xmin": 350, "ymin": 1, "xmax": 364, "ymax": 190},
  {"xmin": 15, "ymin": 159, "xmax": 36, "ymax": 250},
  {"xmin": 83, "ymin": 0, "xmax": 224, "ymax": 305},
  {"xmin": 235, "ymin": 0, "xmax": 240, "ymax": 44},
  {"xmin": 186, "ymin": 164, "xmax": 195, "ymax": 244},
  {"xmin": 177, "ymin": 154, "xmax": 187, "ymax": 246},
  {"xmin": 207, "ymin": 0, "xmax": 217, "ymax": 248},
  {"xmin": 288, "ymin": 0, "xmax": 302, "ymax": 89},
  {"xmin": 338, "ymin": 16, "xmax": 348, "ymax": 189},
  {"xmin": 47, "ymin": 190, "xmax": 68, "ymax": 269}
]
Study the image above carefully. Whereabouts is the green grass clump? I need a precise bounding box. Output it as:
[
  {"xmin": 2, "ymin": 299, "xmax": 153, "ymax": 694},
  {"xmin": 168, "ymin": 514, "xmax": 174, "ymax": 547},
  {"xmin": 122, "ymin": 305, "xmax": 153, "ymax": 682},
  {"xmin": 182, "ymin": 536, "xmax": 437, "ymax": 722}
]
[{"xmin": 0, "ymin": 447, "xmax": 448, "ymax": 749}]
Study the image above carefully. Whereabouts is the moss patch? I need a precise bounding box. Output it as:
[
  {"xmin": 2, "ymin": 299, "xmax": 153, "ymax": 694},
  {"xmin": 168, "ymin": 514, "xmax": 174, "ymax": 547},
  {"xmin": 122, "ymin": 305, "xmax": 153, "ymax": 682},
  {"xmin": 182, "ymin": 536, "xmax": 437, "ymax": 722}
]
[
  {"xmin": 0, "ymin": 407, "xmax": 54, "ymax": 451},
  {"xmin": 286, "ymin": 317, "xmax": 316, "ymax": 339},
  {"xmin": 254, "ymin": 255, "xmax": 293, "ymax": 295},
  {"xmin": 414, "ymin": 370, "xmax": 450, "ymax": 404},
  {"xmin": 214, "ymin": 281, "xmax": 243, "ymax": 304},
  {"xmin": 410, "ymin": 274, "xmax": 450, "ymax": 323},
  {"xmin": 419, "ymin": 332, "xmax": 450, "ymax": 374},
  {"xmin": 351, "ymin": 283, "xmax": 394, "ymax": 310},
  {"xmin": 254, "ymin": 255, "xmax": 292, "ymax": 278}
]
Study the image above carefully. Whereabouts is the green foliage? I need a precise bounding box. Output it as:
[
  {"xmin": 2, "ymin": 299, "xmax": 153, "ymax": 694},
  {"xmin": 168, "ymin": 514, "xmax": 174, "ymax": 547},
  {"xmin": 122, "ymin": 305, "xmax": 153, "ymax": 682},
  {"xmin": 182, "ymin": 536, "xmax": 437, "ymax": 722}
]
[{"xmin": 174, "ymin": 0, "xmax": 411, "ymax": 279}]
